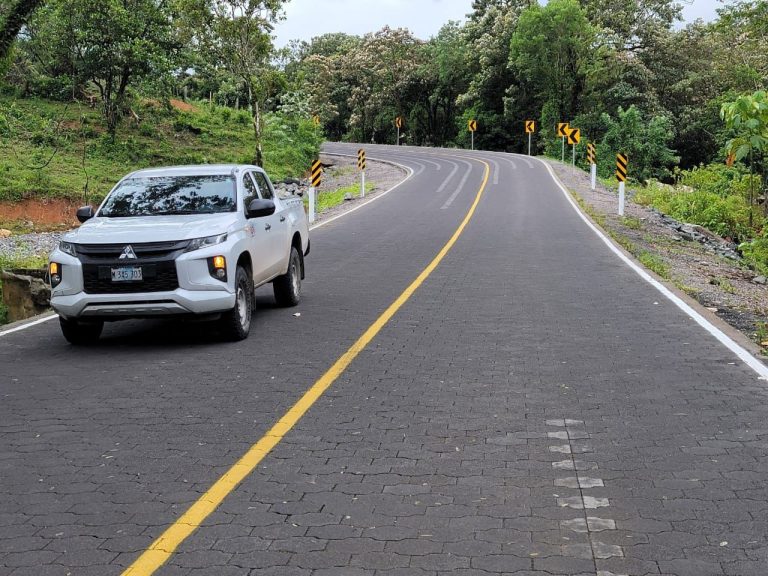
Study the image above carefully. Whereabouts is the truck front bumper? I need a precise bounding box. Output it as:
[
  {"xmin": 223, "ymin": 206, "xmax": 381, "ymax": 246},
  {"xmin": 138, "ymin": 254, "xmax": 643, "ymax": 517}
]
[{"xmin": 52, "ymin": 289, "xmax": 237, "ymax": 320}]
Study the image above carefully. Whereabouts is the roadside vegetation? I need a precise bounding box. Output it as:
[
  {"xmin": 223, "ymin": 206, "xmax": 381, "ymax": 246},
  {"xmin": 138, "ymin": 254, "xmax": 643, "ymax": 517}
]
[{"xmin": 0, "ymin": 96, "xmax": 322, "ymax": 204}]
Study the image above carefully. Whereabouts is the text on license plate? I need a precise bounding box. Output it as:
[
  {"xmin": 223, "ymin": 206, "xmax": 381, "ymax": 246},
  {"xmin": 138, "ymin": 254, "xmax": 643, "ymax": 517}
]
[{"xmin": 111, "ymin": 267, "xmax": 142, "ymax": 282}]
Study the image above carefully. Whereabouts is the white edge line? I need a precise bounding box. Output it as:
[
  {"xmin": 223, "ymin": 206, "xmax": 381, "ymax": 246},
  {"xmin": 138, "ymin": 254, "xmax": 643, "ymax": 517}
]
[
  {"xmin": 0, "ymin": 313, "xmax": 58, "ymax": 337},
  {"xmin": 309, "ymin": 153, "xmax": 414, "ymax": 231},
  {"xmin": 0, "ymin": 155, "xmax": 413, "ymax": 338},
  {"xmin": 532, "ymin": 155, "xmax": 768, "ymax": 381}
]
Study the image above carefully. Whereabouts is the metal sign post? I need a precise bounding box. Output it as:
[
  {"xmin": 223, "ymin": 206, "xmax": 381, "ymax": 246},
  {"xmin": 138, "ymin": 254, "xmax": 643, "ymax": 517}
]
[
  {"xmin": 557, "ymin": 123, "xmax": 569, "ymax": 163},
  {"xmin": 468, "ymin": 119, "xmax": 477, "ymax": 151},
  {"xmin": 616, "ymin": 153, "xmax": 628, "ymax": 216},
  {"xmin": 309, "ymin": 160, "xmax": 322, "ymax": 223},
  {"xmin": 525, "ymin": 121, "xmax": 535, "ymax": 155},
  {"xmin": 566, "ymin": 128, "xmax": 580, "ymax": 167},
  {"xmin": 395, "ymin": 117, "xmax": 403, "ymax": 146},
  {"xmin": 358, "ymin": 149, "xmax": 366, "ymax": 198}
]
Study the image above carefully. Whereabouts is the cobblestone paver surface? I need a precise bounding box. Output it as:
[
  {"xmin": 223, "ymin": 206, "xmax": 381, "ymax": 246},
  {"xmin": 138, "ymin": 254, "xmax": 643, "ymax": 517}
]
[{"xmin": 1, "ymin": 144, "xmax": 767, "ymax": 575}]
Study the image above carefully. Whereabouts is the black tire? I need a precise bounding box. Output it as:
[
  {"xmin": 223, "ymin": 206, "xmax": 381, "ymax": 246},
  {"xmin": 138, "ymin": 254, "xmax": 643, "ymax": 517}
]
[
  {"xmin": 219, "ymin": 265, "xmax": 253, "ymax": 341},
  {"xmin": 273, "ymin": 246, "xmax": 302, "ymax": 307},
  {"xmin": 59, "ymin": 318, "xmax": 103, "ymax": 345}
]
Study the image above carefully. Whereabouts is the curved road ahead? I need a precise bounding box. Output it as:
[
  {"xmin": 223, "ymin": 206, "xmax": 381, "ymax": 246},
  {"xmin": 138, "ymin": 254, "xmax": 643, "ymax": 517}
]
[{"xmin": 2, "ymin": 144, "xmax": 767, "ymax": 576}]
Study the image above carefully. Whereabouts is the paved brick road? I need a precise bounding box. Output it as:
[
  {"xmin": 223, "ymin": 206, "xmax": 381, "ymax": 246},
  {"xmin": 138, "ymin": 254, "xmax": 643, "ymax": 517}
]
[{"xmin": 1, "ymin": 144, "xmax": 767, "ymax": 575}]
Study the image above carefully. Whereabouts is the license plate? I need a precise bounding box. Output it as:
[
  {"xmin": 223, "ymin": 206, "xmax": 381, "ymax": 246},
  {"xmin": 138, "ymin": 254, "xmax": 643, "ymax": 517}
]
[{"xmin": 111, "ymin": 267, "xmax": 142, "ymax": 282}]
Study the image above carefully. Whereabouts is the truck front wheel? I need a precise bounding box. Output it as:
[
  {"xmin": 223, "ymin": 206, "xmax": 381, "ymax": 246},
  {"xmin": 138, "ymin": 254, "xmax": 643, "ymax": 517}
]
[
  {"xmin": 273, "ymin": 246, "xmax": 302, "ymax": 307},
  {"xmin": 59, "ymin": 318, "xmax": 103, "ymax": 345},
  {"xmin": 219, "ymin": 265, "xmax": 253, "ymax": 341}
]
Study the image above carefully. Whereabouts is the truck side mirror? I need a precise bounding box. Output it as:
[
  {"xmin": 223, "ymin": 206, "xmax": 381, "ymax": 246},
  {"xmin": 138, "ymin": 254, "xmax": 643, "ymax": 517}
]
[
  {"xmin": 247, "ymin": 198, "xmax": 276, "ymax": 219},
  {"xmin": 76, "ymin": 206, "xmax": 95, "ymax": 223}
]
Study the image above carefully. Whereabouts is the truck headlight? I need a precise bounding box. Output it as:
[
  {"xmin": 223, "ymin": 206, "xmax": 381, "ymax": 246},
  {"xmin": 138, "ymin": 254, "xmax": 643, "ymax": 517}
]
[
  {"xmin": 59, "ymin": 241, "xmax": 77, "ymax": 256},
  {"xmin": 186, "ymin": 233, "xmax": 228, "ymax": 252}
]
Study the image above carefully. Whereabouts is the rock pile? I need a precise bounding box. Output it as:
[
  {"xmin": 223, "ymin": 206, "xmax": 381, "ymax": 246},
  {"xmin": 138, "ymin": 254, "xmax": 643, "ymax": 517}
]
[{"xmin": 651, "ymin": 210, "xmax": 741, "ymax": 261}]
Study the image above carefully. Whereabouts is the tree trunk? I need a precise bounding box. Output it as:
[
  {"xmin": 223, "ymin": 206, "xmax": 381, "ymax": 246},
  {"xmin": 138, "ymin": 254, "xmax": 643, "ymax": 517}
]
[
  {"xmin": 0, "ymin": 0, "xmax": 44, "ymax": 61},
  {"xmin": 246, "ymin": 82, "xmax": 263, "ymax": 167}
]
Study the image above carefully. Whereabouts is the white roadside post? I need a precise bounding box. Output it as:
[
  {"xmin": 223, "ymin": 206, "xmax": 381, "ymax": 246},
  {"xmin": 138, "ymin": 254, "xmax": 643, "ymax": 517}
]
[
  {"xmin": 309, "ymin": 160, "xmax": 321, "ymax": 224},
  {"xmin": 617, "ymin": 153, "xmax": 628, "ymax": 216},
  {"xmin": 588, "ymin": 143, "xmax": 597, "ymax": 190}
]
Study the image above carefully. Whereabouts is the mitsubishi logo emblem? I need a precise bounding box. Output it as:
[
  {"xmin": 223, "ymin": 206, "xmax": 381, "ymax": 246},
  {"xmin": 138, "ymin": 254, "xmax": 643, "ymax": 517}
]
[{"xmin": 119, "ymin": 245, "xmax": 137, "ymax": 260}]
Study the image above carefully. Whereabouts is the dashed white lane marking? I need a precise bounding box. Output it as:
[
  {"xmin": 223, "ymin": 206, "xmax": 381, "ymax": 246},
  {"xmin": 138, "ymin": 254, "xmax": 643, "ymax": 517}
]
[
  {"xmin": 434, "ymin": 160, "xmax": 460, "ymax": 194},
  {"xmin": 558, "ymin": 495, "xmax": 610, "ymax": 509},
  {"xmin": 441, "ymin": 162, "xmax": 473, "ymax": 209},
  {"xmin": 547, "ymin": 419, "xmax": 627, "ymax": 574}
]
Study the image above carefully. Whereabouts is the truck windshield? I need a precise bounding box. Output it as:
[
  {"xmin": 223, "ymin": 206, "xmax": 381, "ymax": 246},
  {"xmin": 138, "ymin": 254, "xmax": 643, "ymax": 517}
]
[{"xmin": 99, "ymin": 175, "xmax": 236, "ymax": 217}]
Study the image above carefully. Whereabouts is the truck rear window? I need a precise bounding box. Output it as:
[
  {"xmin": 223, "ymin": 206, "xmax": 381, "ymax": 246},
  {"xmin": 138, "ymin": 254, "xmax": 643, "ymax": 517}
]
[{"xmin": 99, "ymin": 175, "xmax": 237, "ymax": 217}]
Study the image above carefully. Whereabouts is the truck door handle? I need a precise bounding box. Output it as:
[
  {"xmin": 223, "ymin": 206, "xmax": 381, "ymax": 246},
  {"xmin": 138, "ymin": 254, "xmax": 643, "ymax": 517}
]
[
  {"xmin": 265, "ymin": 224, "xmax": 271, "ymax": 231},
  {"xmin": 280, "ymin": 215, "xmax": 286, "ymax": 222}
]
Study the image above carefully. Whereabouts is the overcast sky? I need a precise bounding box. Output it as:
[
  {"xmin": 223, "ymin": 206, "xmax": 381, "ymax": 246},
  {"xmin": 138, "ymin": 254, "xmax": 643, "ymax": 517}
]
[{"xmin": 273, "ymin": 0, "xmax": 722, "ymax": 48}]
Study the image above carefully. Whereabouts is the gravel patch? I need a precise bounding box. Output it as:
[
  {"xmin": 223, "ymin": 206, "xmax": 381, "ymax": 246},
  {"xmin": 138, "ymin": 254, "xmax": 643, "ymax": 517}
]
[
  {"xmin": 546, "ymin": 158, "xmax": 768, "ymax": 350},
  {"xmin": 0, "ymin": 232, "xmax": 62, "ymax": 263}
]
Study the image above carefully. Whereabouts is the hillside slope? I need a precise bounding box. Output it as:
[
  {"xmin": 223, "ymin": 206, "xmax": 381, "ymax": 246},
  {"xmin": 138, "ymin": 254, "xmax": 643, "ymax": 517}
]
[{"xmin": 0, "ymin": 97, "xmax": 321, "ymax": 205}]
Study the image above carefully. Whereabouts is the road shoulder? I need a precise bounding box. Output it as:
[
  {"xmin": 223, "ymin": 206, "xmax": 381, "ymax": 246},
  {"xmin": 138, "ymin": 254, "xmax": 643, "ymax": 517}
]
[{"xmin": 544, "ymin": 158, "xmax": 768, "ymax": 362}]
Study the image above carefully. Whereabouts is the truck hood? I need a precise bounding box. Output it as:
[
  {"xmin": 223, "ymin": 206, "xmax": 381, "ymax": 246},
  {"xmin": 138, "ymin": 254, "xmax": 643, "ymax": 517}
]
[{"xmin": 65, "ymin": 214, "xmax": 240, "ymax": 244}]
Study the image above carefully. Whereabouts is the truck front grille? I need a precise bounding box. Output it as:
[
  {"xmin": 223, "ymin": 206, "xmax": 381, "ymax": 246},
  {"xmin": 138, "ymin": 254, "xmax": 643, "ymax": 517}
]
[{"xmin": 82, "ymin": 261, "xmax": 179, "ymax": 294}]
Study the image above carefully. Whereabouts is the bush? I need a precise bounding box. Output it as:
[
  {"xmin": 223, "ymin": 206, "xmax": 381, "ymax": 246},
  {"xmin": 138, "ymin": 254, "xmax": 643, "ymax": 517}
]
[
  {"xmin": 600, "ymin": 105, "xmax": 679, "ymax": 182},
  {"xmin": 740, "ymin": 235, "xmax": 768, "ymax": 275},
  {"xmin": 635, "ymin": 181, "xmax": 754, "ymax": 241},
  {"xmin": 677, "ymin": 163, "xmax": 758, "ymax": 199}
]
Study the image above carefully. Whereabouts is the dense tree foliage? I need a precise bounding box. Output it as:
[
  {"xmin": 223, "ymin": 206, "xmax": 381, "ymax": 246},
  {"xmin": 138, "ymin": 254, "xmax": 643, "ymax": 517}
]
[{"xmin": 1, "ymin": 0, "xmax": 768, "ymax": 181}]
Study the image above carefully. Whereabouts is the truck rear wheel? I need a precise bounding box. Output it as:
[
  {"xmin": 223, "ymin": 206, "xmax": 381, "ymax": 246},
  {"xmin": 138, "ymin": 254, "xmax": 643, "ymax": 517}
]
[
  {"xmin": 219, "ymin": 265, "xmax": 253, "ymax": 341},
  {"xmin": 273, "ymin": 247, "xmax": 302, "ymax": 307},
  {"xmin": 59, "ymin": 318, "xmax": 103, "ymax": 345}
]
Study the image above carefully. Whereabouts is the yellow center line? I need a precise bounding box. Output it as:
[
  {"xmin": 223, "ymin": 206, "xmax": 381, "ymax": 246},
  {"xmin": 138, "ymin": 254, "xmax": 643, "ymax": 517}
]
[{"xmin": 122, "ymin": 157, "xmax": 491, "ymax": 576}]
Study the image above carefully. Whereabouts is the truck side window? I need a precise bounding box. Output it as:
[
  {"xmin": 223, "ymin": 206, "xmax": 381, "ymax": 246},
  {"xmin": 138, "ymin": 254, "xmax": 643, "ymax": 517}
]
[
  {"xmin": 243, "ymin": 172, "xmax": 259, "ymax": 210},
  {"xmin": 253, "ymin": 172, "xmax": 274, "ymax": 200}
]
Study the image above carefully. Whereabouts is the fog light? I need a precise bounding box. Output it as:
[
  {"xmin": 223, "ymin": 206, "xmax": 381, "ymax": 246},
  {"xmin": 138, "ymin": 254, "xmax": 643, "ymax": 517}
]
[
  {"xmin": 207, "ymin": 256, "xmax": 228, "ymax": 282},
  {"xmin": 49, "ymin": 262, "xmax": 62, "ymax": 288}
]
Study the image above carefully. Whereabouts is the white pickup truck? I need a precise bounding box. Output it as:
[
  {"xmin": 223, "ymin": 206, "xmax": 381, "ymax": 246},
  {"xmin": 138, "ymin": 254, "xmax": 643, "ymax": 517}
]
[{"xmin": 48, "ymin": 164, "xmax": 310, "ymax": 344}]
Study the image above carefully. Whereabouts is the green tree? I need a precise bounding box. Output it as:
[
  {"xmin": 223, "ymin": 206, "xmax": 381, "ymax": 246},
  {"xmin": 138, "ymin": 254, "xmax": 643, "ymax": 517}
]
[
  {"xmin": 510, "ymin": 0, "xmax": 595, "ymax": 129},
  {"xmin": 179, "ymin": 0, "xmax": 286, "ymax": 166},
  {"xmin": 0, "ymin": 0, "xmax": 45, "ymax": 63},
  {"xmin": 721, "ymin": 91, "xmax": 768, "ymax": 222},
  {"xmin": 600, "ymin": 105, "xmax": 678, "ymax": 181}
]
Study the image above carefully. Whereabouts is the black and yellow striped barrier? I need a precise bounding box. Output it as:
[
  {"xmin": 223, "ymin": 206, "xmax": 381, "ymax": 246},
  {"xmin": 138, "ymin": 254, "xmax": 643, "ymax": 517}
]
[
  {"xmin": 616, "ymin": 153, "xmax": 628, "ymax": 182},
  {"xmin": 311, "ymin": 160, "xmax": 322, "ymax": 188}
]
